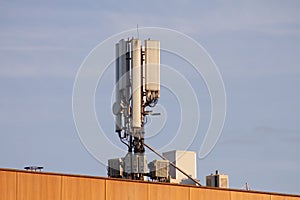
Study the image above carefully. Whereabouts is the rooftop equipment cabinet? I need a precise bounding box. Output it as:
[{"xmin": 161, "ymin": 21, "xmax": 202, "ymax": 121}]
[
  {"xmin": 162, "ymin": 150, "xmax": 197, "ymax": 183},
  {"xmin": 148, "ymin": 160, "xmax": 169, "ymax": 182},
  {"xmin": 206, "ymin": 170, "xmax": 229, "ymax": 188}
]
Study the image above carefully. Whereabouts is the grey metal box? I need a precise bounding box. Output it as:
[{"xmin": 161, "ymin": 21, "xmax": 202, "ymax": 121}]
[{"xmin": 148, "ymin": 160, "xmax": 169, "ymax": 179}]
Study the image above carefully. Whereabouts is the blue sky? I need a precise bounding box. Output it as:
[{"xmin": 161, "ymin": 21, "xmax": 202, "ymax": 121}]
[{"xmin": 1, "ymin": 0, "xmax": 300, "ymax": 195}]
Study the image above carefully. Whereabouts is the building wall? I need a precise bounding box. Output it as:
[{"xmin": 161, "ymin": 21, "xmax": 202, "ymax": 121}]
[{"xmin": 0, "ymin": 168, "xmax": 299, "ymax": 200}]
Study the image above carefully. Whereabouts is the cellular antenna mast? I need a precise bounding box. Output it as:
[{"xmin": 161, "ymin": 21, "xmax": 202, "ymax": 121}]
[{"xmin": 111, "ymin": 38, "xmax": 160, "ymax": 180}]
